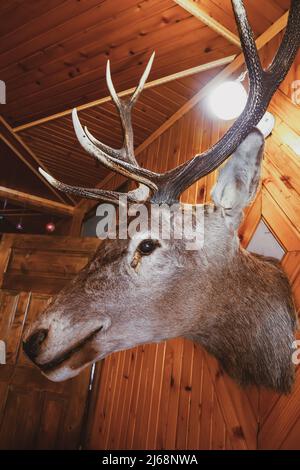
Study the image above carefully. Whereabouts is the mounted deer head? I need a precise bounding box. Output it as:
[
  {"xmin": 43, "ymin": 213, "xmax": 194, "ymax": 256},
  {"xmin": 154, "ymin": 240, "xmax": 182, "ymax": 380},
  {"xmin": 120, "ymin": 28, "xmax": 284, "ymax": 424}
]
[{"xmin": 23, "ymin": 0, "xmax": 300, "ymax": 393}]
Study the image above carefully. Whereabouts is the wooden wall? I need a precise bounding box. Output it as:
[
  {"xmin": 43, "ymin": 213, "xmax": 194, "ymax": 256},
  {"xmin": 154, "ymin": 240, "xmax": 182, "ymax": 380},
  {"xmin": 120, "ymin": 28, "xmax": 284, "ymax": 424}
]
[
  {"xmin": 0, "ymin": 234, "xmax": 101, "ymax": 449},
  {"xmin": 85, "ymin": 44, "xmax": 300, "ymax": 450}
]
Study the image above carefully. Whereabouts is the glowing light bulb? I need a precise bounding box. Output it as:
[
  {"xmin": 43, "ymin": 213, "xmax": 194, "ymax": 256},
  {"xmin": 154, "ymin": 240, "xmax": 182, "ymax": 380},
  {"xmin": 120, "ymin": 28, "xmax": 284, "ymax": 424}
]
[
  {"xmin": 46, "ymin": 222, "xmax": 55, "ymax": 233},
  {"xmin": 209, "ymin": 81, "xmax": 248, "ymax": 120}
]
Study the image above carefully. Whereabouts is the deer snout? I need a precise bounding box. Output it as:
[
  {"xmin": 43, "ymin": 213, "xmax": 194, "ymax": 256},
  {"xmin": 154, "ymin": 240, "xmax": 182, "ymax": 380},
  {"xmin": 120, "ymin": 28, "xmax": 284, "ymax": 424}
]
[{"xmin": 23, "ymin": 329, "xmax": 48, "ymax": 362}]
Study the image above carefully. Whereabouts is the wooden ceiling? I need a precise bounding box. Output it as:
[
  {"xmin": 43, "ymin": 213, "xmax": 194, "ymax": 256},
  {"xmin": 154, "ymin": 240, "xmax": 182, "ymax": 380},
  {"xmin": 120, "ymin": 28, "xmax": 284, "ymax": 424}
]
[
  {"xmin": 18, "ymin": 66, "xmax": 224, "ymax": 189},
  {"xmin": 0, "ymin": 0, "xmax": 289, "ymax": 127}
]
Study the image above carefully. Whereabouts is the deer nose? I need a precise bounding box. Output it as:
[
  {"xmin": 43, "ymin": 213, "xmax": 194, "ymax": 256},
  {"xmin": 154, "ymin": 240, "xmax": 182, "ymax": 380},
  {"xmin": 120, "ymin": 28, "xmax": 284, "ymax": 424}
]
[{"xmin": 23, "ymin": 329, "xmax": 48, "ymax": 362}]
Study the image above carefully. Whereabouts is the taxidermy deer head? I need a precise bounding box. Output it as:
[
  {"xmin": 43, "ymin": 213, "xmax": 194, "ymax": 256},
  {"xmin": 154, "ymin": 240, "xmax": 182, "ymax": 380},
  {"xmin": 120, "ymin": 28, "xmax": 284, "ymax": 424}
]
[{"xmin": 23, "ymin": 0, "xmax": 300, "ymax": 393}]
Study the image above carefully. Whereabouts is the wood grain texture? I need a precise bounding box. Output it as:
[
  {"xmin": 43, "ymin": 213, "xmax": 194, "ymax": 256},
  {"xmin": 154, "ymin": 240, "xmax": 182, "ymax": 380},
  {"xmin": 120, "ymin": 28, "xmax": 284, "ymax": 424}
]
[
  {"xmin": 0, "ymin": 234, "xmax": 101, "ymax": 449},
  {"xmin": 18, "ymin": 65, "xmax": 225, "ymax": 194},
  {"xmin": 1, "ymin": 0, "xmax": 239, "ymax": 128},
  {"xmin": 173, "ymin": 0, "xmax": 240, "ymax": 46},
  {"xmin": 0, "ymin": 116, "xmax": 73, "ymax": 205},
  {"xmin": 0, "ymin": 186, "xmax": 75, "ymax": 217},
  {"xmin": 14, "ymin": 56, "xmax": 234, "ymax": 132}
]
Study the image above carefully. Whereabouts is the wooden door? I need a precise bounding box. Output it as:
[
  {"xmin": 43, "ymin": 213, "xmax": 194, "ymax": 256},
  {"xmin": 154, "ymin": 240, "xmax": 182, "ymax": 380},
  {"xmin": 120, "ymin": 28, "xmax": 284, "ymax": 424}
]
[{"xmin": 0, "ymin": 234, "xmax": 100, "ymax": 449}]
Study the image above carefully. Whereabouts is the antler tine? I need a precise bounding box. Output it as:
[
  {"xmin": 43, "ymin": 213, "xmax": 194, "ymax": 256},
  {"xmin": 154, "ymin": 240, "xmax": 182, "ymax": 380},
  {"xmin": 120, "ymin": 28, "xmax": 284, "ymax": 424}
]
[
  {"xmin": 268, "ymin": 0, "xmax": 300, "ymax": 79},
  {"xmin": 84, "ymin": 126, "xmax": 124, "ymax": 159},
  {"xmin": 150, "ymin": 0, "xmax": 300, "ymax": 204},
  {"xmin": 130, "ymin": 52, "xmax": 156, "ymax": 106},
  {"xmin": 70, "ymin": 54, "xmax": 159, "ymax": 204},
  {"xmin": 106, "ymin": 52, "xmax": 155, "ymax": 109},
  {"xmin": 38, "ymin": 168, "xmax": 149, "ymax": 205},
  {"xmin": 105, "ymin": 59, "xmax": 135, "ymax": 163},
  {"xmin": 106, "ymin": 59, "xmax": 122, "ymax": 109},
  {"xmin": 73, "ymin": 54, "xmax": 155, "ymax": 169},
  {"xmin": 231, "ymin": 0, "xmax": 263, "ymax": 81},
  {"xmin": 105, "ymin": 54, "xmax": 155, "ymax": 163},
  {"xmin": 72, "ymin": 108, "xmax": 158, "ymax": 192}
]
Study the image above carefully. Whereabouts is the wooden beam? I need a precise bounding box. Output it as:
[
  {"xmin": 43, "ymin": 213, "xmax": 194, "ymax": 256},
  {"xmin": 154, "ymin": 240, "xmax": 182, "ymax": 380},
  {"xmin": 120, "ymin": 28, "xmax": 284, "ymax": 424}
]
[
  {"xmin": 69, "ymin": 208, "xmax": 85, "ymax": 236},
  {"xmin": 0, "ymin": 211, "xmax": 39, "ymax": 217},
  {"xmin": 0, "ymin": 186, "xmax": 75, "ymax": 217},
  {"xmin": 173, "ymin": 0, "xmax": 240, "ymax": 47},
  {"xmin": 0, "ymin": 235, "xmax": 13, "ymax": 289},
  {"xmin": 0, "ymin": 116, "xmax": 75, "ymax": 205},
  {"xmin": 77, "ymin": 9, "xmax": 290, "ymax": 214},
  {"xmin": 13, "ymin": 55, "xmax": 235, "ymax": 132}
]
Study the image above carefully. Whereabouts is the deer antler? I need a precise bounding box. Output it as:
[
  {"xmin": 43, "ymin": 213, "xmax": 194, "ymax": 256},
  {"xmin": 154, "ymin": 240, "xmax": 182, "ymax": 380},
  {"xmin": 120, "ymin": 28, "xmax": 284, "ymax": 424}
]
[
  {"xmin": 40, "ymin": 52, "xmax": 159, "ymax": 204},
  {"xmin": 82, "ymin": 53, "xmax": 155, "ymax": 165},
  {"xmin": 40, "ymin": 0, "xmax": 300, "ymax": 206}
]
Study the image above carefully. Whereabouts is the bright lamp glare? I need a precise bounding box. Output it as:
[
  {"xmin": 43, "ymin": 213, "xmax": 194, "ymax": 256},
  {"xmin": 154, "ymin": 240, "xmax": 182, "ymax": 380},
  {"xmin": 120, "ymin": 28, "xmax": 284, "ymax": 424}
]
[{"xmin": 209, "ymin": 81, "xmax": 248, "ymax": 120}]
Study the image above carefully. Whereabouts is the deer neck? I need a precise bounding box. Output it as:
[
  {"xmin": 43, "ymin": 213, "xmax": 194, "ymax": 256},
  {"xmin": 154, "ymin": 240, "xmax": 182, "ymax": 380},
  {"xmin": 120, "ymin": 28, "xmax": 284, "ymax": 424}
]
[{"xmin": 185, "ymin": 248, "xmax": 296, "ymax": 392}]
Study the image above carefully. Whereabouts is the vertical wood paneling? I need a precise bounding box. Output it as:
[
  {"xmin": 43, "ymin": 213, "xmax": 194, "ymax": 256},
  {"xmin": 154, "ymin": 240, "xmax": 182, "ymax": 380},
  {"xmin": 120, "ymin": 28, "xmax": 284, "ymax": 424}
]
[
  {"xmin": 175, "ymin": 339, "xmax": 194, "ymax": 449},
  {"xmin": 187, "ymin": 343, "xmax": 204, "ymax": 449}
]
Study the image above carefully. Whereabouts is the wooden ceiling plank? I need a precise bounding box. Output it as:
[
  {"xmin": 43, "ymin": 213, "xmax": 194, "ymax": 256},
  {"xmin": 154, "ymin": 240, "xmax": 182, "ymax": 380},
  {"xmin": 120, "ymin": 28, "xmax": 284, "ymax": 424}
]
[
  {"xmin": 19, "ymin": 136, "xmax": 102, "ymax": 171},
  {"xmin": 133, "ymin": 92, "xmax": 177, "ymax": 116},
  {"xmin": 6, "ymin": 17, "xmax": 214, "ymax": 113},
  {"xmin": 269, "ymin": 132, "xmax": 300, "ymax": 171},
  {"xmin": 0, "ymin": 0, "xmax": 67, "ymax": 39},
  {"xmin": 0, "ymin": 0, "xmax": 108, "ymax": 65},
  {"xmin": 96, "ymin": 94, "xmax": 171, "ymax": 122},
  {"xmin": 173, "ymin": 0, "xmax": 240, "ymax": 47},
  {"xmin": 249, "ymin": 0, "xmax": 285, "ymax": 31},
  {"xmin": 168, "ymin": 78, "xmax": 200, "ymax": 95},
  {"xmin": 0, "ymin": 186, "xmax": 74, "ymax": 217},
  {"xmin": 20, "ymin": 145, "xmax": 101, "ymax": 182},
  {"xmin": 4, "ymin": 1, "xmax": 189, "ymax": 96},
  {"xmin": 0, "ymin": 116, "xmax": 75, "ymax": 205},
  {"xmin": 92, "ymin": 97, "xmax": 168, "ymax": 126},
  {"xmin": 26, "ymin": 157, "xmax": 103, "ymax": 184},
  {"xmin": 22, "ymin": 124, "xmax": 77, "ymax": 144},
  {"xmin": 9, "ymin": 40, "xmax": 233, "ymax": 125},
  {"xmin": 13, "ymin": 55, "xmax": 234, "ymax": 132},
  {"xmin": 8, "ymin": 47, "xmax": 236, "ymax": 126},
  {"xmin": 1, "ymin": 0, "xmax": 168, "ymax": 79},
  {"xmin": 22, "ymin": 113, "xmax": 123, "ymax": 145},
  {"xmin": 81, "ymin": 105, "xmax": 162, "ymax": 133},
  {"xmin": 22, "ymin": 127, "xmax": 90, "ymax": 155}
]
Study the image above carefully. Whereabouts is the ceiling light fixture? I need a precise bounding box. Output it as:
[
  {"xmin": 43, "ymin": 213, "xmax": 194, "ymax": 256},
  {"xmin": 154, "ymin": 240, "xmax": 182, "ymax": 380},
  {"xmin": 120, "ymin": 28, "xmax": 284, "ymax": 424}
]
[{"xmin": 208, "ymin": 80, "xmax": 248, "ymax": 121}]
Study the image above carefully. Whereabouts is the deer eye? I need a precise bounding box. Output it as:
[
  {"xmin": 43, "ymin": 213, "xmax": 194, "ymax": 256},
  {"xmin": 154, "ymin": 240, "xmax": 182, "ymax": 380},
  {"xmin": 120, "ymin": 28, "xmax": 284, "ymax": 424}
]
[{"xmin": 137, "ymin": 239, "xmax": 159, "ymax": 255}]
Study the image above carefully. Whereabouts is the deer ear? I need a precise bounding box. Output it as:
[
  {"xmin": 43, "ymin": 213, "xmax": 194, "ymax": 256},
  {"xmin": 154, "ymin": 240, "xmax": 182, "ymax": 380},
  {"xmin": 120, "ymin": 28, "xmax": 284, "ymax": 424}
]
[{"xmin": 211, "ymin": 128, "xmax": 264, "ymax": 231}]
